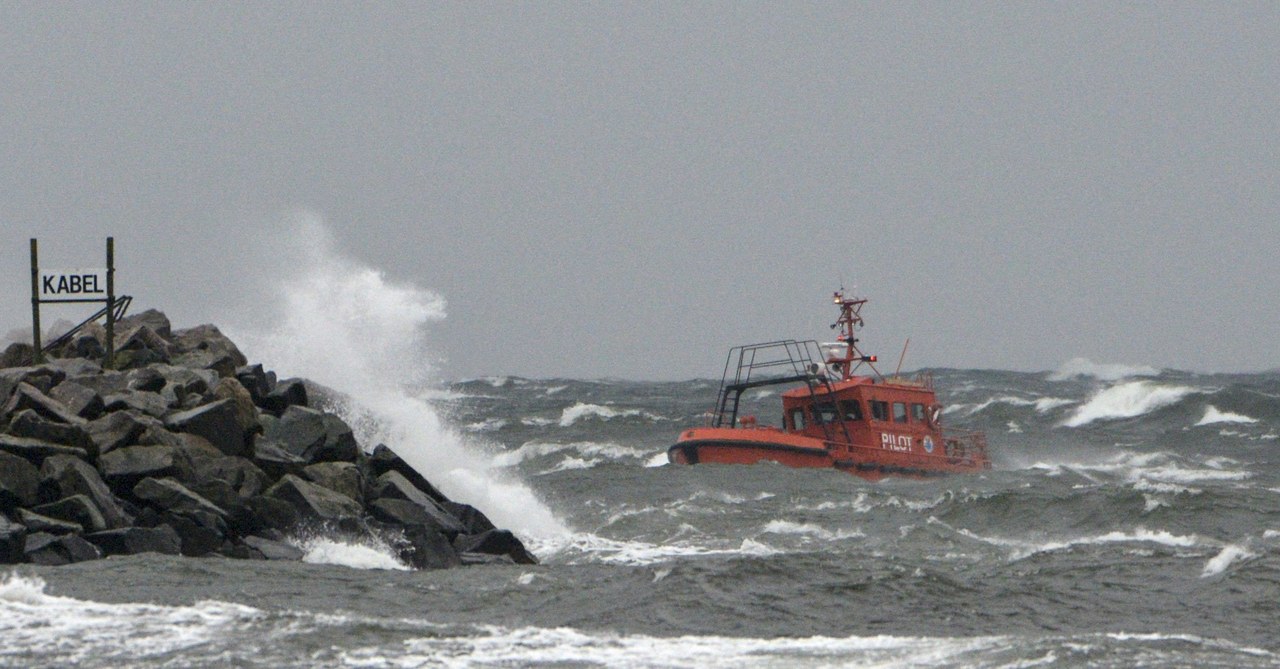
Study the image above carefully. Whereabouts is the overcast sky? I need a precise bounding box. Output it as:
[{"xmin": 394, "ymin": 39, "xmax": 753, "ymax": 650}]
[{"xmin": 2, "ymin": 3, "xmax": 1277, "ymax": 380}]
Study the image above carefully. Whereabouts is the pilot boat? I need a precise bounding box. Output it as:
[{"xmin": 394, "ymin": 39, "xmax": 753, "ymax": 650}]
[{"xmin": 668, "ymin": 291, "xmax": 990, "ymax": 480}]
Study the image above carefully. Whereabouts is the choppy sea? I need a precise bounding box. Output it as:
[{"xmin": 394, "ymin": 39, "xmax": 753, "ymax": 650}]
[{"xmin": 3, "ymin": 359, "xmax": 1278, "ymax": 668}]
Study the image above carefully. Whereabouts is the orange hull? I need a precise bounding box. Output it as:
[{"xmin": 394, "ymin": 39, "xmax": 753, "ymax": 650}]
[{"xmin": 668, "ymin": 426, "xmax": 990, "ymax": 481}]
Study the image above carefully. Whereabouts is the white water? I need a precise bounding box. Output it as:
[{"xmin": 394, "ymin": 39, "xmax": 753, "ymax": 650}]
[
  {"xmin": 1061, "ymin": 381, "xmax": 1198, "ymax": 427},
  {"xmin": 225, "ymin": 216, "xmax": 568, "ymax": 541},
  {"xmin": 1049, "ymin": 357, "xmax": 1160, "ymax": 381},
  {"xmin": 1196, "ymin": 405, "xmax": 1259, "ymax": 426}
]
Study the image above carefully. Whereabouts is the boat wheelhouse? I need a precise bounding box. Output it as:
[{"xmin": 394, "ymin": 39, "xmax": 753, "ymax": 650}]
[{"xmin": 668, "ymin": 291, "xmax": 990, "ymax": 480}]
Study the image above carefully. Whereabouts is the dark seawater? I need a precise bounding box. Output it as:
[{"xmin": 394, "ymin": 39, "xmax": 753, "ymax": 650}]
[{"xmin": 5, "ymin": 365, "xmax": 1280, "ymax": 668}]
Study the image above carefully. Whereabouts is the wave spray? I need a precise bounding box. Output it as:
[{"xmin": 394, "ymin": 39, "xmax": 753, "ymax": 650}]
[{"xmin": 225, "ymin": 215, "xmax": 568, "ymax": 541}]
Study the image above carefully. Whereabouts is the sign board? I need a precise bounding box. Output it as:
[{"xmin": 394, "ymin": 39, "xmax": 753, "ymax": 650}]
[{"xmin": 39, "ymin": 267, "xmax": 109, "ymax": 301}]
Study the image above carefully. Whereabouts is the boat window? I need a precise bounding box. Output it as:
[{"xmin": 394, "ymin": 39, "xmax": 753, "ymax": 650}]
[
  {"xmin": 813, "ymin": 403, "xmax": 839, "ymax": 424},
  {"xmin": 870, "ymin": 400, "xmax": 889, "ymax": 421},
  {"xmin": 893, "ymin": 402, "xmax": 908, "ymax": 423},
  {"xmin": 912, "ymin": 403, "xmax": 927, "ymax": 422},
  {"xmin": 790, "ymin": 408, "xmax": 806, "ymax": 431},
  {"xmin": 839, "ymin": 400, "xmax": 864, "ymax": 421}
]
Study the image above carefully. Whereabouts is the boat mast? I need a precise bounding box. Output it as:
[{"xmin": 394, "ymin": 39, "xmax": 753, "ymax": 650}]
[{"xmin": 827, "ymin": 291, "xmax": 880, "ymax": 381}]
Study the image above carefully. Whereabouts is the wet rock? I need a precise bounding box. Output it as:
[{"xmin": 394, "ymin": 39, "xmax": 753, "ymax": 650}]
[
  {"xmin": 265, "ymin": 474, "xmax": 363, "ymax": 524},
  {"xmin": 262, "ymin": 406, "xmax": 326, "ymax": 461},
  {"xmin": 3, "ymin": 382, "xmax": 83, "ymax": 425},
  {"xmin": 85, "ymin": 524, "xmax": 182, "ymax": 557},
  {"xmin": 235, "ymin": 364, "xmax": 271, "ymax": 404},
  {"xmin": 9, "ymin": 409, "xmax": 96, "ymax": 456},
  {"xmin": 370, "ymin": 471, "xmax": 464, "ymax": 536},
  {"xmin": 0, "ymin": 450, "xmax": 41, "ymax": 509},
  {"xmin": 24, "ymin": 532, "xmax": 101, "ymax": 565},
  {"xmin": 260, "ymin": 378, "xmax": 308, "ymax": 415},
  {"xmin": 164, "ymin": 399, "xmax": 247, "ymax": 457},
  {"xmin": 251, "ymin": 439, "xmax": 308, "ymax": 480},
  {"xmin": 0, "ymin": 433, "xmax": 88, "ymax": 465},
  {"xmin": 212, "ymin": 377, "xmax": 260, "ymax": 435},
  {"xmin": 117, "ymin": 309, "xmax": 172, "ymax": 340},
  {"xmin": 17, "ymin": 508, "xmax": 83, "ymax": 535},
  {"xmin": 163, "ymin": 512, "xmax": 226, "ymax": 556},
  {"xmin": 195, "ymin": 457, "xmax": 271, "ymax": 499},
  {"xmin": 0, "ymin": 342, "xmax": 35, "ymax": 369},
  {"xmin": 0, "ymin": 366, "xmax": 67, "ymax": 400},
  {"xmin": 453, "ymin": 529, "xmax": 538, "ymax": 565},
  {"xmin": 365, "ymin": 444, "xmax": 447, "ymax": 503},
  {"xmin": 241, "ymin": 535, "xmax": 305, "ymax": 561},
  {"xmin": 0, "ymin": 514, "xmax": 26, "ymax": 563},
  {"xmin": 97, "ymin": 445, "xmax": 180, "ymax": 488},
  {"xmin": 47, "ymin": 381, "xmax": 105, "ymax": 420},
  {"xmin": 40, "ymin": 455, "xmax": 133, "ymax": 528},
  {"xmin": 229, "ymin": 496, "xmax": 299, "ymax": 536},
  {"xmin": 399, "ymin": 525, "xmax": 461, "ymax": 570},
  {"xmin": 84, "ymin": 410, "xmax": 148, "ymax": 456},
  {"xmin": 31, "ymin": 494, "xmax": 109, "ymax": 533},
  {"xmin": 133, "ymin": 477, "xmax": 228, "ymax": 519},
  {"xmin": 303, "ymin": 461, "xmax": 363, "ymax": 502},
  {"xmin": 443, "ymin": 502, "xmax": 497, "ymax": 536}
]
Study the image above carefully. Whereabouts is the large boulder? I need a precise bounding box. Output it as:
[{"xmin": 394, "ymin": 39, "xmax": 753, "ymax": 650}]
[
  {"xmin": 0, "ymin": 366, "xmax": 67, "ymax": 400},
  {"xmin": 164, "ymin": 399, "xmax": 247, "ymax": 457},
  {"xmin": 398, "ymin": 525, "xmax": 461, "ymax": 570},
  {"xmin": 47, "ymin": 381, "xmax": 105, "ymax": 420},
  {"xmin": 365, "ymin": 444, "xmax": 448, "ymax": 503},
  {"xmin": 0, "ymin": 514, "xmax": 26, "ymax": 563},
  {"xmin": 234, "ymin": 364, "xmax": 272, "ymax": 405},
  {"xmin": 84, "ymin": 410, "xmax": 149, "ymax": 456},
  {"xmin": 103, "ymin": 390, "xmax": 170, "ymax": 418},
  {"xmin": 241, "ymin": 535, "xmax": 304, "ymax": 561},
  {"xmin": 228, "ymin": 496, "xmax": 299, "ymax": 536},
  {"xmin": 3, "ymin": 382, "xmax": 83, "ymax": 425},
  {"xmin": 303, "ymin": 461, "xmax": 363, "ymax": 502},
  {"xmin": 40, "ymin": 455, "xmax": 133, "ymax": 528},
  {"xmin": 85, "ymin": 525, "xmax": 182, "ymax": 557},
  {"xmin": 212, "ymin": 377, "xmax": 260, "ymax": 435},
  {"xmin": 265, "ymin": 474, "xmax": 363, "ymax": 524},
  {"xmin": 195, "ymin": 457, "xmax": 271, "ymax": 499},
  {"xmin": 97, "ymin": 445, "xmax": 180, "ymax": 488},
  {"xmin": 132, "ymin": 477, "xmax": 228, "ymax": 520},
  {"xmin": 8, "ymin": 410, "xmax": 96, "ymax": 455},
  {"xmin": 262, "ymin": 406, "xmax": 357, "ymax": 463},
  {"xmin": 453, "ymin": 529, "xmax": 538, "ymax": 565},
  {"xmin": 250, "ymin": 439, "xmax": 308, "ymax": 479},
  {"xmin": 24, "ymin": 532, "xmax": 101, "ymax": 565},
  {"xmin": 0, "ymin": 433, "xmax": 88, "ymax": 465},
  {"xmin": 116, "ymin": 309, "xmax": 172, "ymax": 340},
  {"xmin": 170, "ymin": 324, "xmax": 247, "ymax": 378},
  {"xmin": 260, "ymin": 378, "xmax": 308, "ymax": 415},
  {"xmin": 17, "ymin": 509, "xmax": 83, "ymax": 535},
  {"xmin": 0, "ymin": 450, "xmax": 40, "ymax": 509},
  {"xmin": 0, "ymin": 342, "xmax": 35, "ymax": 369},
  {"xmin": 370, "ymin": 471, "xmax": 464, "ymax": 536},
  {"xmin": 31, "ymin": 494, "xmax": 109, "ymax": 533}
]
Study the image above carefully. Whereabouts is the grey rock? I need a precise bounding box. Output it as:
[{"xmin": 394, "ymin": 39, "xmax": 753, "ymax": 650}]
[
  {"xmin": 370, "ymin": 471, "xmax": 464, "ymax": 536},
  {"xmin": 103, "ymin": 390, "xmax": 170, "ymax": 417},
  {"xmin": 0, "ymin": 433, "xmax": 88, "ymax": 465},
  {"xmin": 265, "ymin": 474, "xmax": 363, "ymax": 524},
  {"xmin": 443, "ymin": 502, "xmax": 497, "ymax": 536},
  {"xmin": 164, "ymin": 399, "xmax": 246, "ymax": 457},
  {"xmin": 97, "ymin": 445, "xmax": 180, "ymax": 488},
  {"xmin": 85, "ymin": 524, "xmax": 182, "ymax": 557},
  {"xmin": 85, "ymin": 410, "xmax": 149, "ymax": 455},
  {"xmin": 399, "ymin": 525, "xmax": 461, "ymax": 570},
  {"xmin": 365, "ymin": 444, "xmax": 448, "ymax": 503},
  {"xmin": 304, "ymin": 461, "xmax": 363, "ymax": 502},
  {"xmin": 0, "ymin": 366, "xmax": 67, "ymax": 400},
  {"xmin": 262, "ymin": 406, "xmax": 326, "ymax": 461},
  {"xmin": 0, "ymin": 450, "xmax": 40, "ymax": 509},
  {"xmin": 17, "ymin": 508, "xmax": 83, "ymax": 534},
  {"xmin": 242, "ymin": 535, "xmax": 304, "ymax": 561},
  {"xmin": 31, "ymin": 494, "xmax": 108, "ymax": 533},
  {"xmin": 195, "ymin": 456, "xmax": 270, "ymax": 499},
  {"xmin": 3, "ymin": 382, "xmax": 83, "ymax": 425},
  {"xmin": 40, "ymin": 455, "xmax": 133, "ymax": 528},
  {"xmin": 261, "ymin": 378, "xmax": 308, "ymax": 415},
  {"xmin": 229, "ymin": 496, "xmax": 299, "ymax": 535},
  {"xmin": 25, "ymin": 532, "xmax": 101, "ymax": 565},
  {"xmin": 116, "ymin": 309, "xmax": 172, "ymax": 340},
  {"xmin": 8, "ymin": 409, "xmax": 96, "ymax": 455},
  {"xmin": 0, "ymin": 514, "xmax": 26, "ymax": 563},
  {"xmin": 132, "ymin": 477, "xmax": 227, "ymax": 519},
  {"xmin": 47, "ymin": 381, "xmax": 105, "ymax": 420},
  {"xmin": 125, "ymin": 367, "xmax": 166, "ymax": 393},
  {"xmin": 251, "ymin": 439, "xmax": 308, "ymax": 479},
  {"xmin": 453, "ymin": 529, "xmax": 538, "ymax": 565}
]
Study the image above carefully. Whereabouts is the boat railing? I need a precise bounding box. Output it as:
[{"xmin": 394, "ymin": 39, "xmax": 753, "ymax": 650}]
[{"xmin": 709, "ymin": 339, "xmax": 853, "ymax": 443}]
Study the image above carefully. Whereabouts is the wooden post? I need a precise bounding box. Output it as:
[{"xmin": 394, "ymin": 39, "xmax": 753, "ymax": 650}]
[
  {"xmin": 105, "ymin": 237, "xmax": 115, "ymax": 370},
  {"xmin": 30, "ymin": 238, "xmax": 43, "ymax": 364}
]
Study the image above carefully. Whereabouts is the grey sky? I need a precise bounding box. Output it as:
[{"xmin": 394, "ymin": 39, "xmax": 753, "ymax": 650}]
[{"xmin": 3, "ymin": 3, "xmax": 1277, "ymax": 380}]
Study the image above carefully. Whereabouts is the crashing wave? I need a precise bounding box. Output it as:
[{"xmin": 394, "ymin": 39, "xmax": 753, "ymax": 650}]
[
  {"xmin": 1049, "ymin": 358, "xmax": 1160, "ymax": 382},
  {"xmin": 1061, "ymin": 381, "xmax": 1198, "ymax": 427},
  {"xmin": 1195, "ymin": 406, "xmax": 1259, "ymax": 426}
]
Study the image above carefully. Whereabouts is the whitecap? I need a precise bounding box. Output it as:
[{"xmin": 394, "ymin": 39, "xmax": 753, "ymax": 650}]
[
  {"xmin": 1201, "ymin": 544, "xmax": 1255, "ymax": 578},
  {"xmin": 557, "ymin": 402, "xmax": 662, "ymax": 427},
  {"xmin": 1049, "ymin": 357, "xmax": 1159, "ymax": 381},
  {"xmin": 1061, "ymin": 381, "xmax": 1198, "ymax": 427},
  {"xmin": 294, "ymin": 535, "xmax": 410, "ymax": 571},
  {"xmin": 1195, "ymin": 406, "xmax": 1259, "ymax": 426}
]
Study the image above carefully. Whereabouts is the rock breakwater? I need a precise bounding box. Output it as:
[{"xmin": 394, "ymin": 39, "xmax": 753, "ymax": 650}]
[{"xmin": 0, "ymin": 309, "xmax": 536, "ymax": 568}]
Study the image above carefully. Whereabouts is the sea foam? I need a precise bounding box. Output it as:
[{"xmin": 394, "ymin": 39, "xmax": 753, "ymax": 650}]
[{"xmin": 225, "ymin": 216, "xmax": 568, "ymax": 541}]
